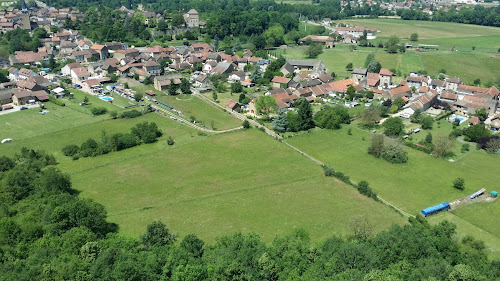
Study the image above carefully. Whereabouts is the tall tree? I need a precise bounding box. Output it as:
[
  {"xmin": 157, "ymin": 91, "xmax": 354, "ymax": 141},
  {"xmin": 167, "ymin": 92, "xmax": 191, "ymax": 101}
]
[
  {"xmin": 271, "ymin": 108, "xmax": 289, "ymax": 132},
  {"xmin": 180, "ymin": 78, "xmax": 192, "ymax": 95},
  {"xmin": 295, "ymin": 97, "xmax": 314, "ymax": 130}
]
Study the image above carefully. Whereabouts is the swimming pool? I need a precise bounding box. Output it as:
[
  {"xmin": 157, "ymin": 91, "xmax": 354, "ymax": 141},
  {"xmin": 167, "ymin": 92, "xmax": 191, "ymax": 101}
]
[
  {"xmin": 448, "ymin": 115, "xmax": 466, "ymax": 123},
  {"xmin": 99, "ymin": 96, "xmax": 114, "ymax": 102}
]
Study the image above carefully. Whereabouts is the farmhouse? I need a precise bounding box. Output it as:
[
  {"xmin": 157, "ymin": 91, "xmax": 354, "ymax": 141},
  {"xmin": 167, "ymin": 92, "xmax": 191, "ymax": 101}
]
[
  {"xmin": 350, "ymin": 68, "xmax": 367, "ymax": 84},
  {"xmin": 286, "ymin": 60, "xmax": 326, "ymax": 76},
  {"xmin": 272, "ymin": 76, "xmax": 291, "ymax": 89},
  {"xmin": 389, "ymin": 85, "xmax": 412, "ymax": 101},
  {"xmin": 153, "ymin": 74, "xmax": 182, "ymax": 91},
  {"xmin": 300, "ymin": 35, "xmax": 335, "ymax": 48}
]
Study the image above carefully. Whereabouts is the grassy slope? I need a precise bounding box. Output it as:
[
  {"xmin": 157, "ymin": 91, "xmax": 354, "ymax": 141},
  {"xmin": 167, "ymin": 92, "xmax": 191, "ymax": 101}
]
[
  {"xmin": 0, "ymin": 103, "xmax": 109, "ymax": 141},
  {"xmin": 67, "ymin": 129, "xmax": 405, "ymax": 243},
  {"xmin": 285, "ymin": 127, "xmax": 500, "ymax": 257},
  {"xmin": 133, "ymin": 85, "xmax": 243, "ymax": 131},
  {"xmin": 341, "ymin": 19, "xmax": 500, "ymax": 39},
  {"xmin": 284, "ymin": 19, "xmax": 500, "ymax": 83}
]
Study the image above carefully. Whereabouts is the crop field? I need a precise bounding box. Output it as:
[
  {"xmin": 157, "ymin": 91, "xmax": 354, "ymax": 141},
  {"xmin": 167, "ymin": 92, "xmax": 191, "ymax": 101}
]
[
  {"xmin": 285, "ymin": 126, "xmax": 500, "ymax": 257},
  {"xmin": 66, "ymin": 129, "xmax": 405, "ymax": 242}
]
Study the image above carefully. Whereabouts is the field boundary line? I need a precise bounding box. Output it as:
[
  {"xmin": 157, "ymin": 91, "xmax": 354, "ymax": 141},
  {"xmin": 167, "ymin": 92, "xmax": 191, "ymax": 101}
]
[{"xmin": 282, "ymin": 138, "xmax": 413, "ymax": 218}]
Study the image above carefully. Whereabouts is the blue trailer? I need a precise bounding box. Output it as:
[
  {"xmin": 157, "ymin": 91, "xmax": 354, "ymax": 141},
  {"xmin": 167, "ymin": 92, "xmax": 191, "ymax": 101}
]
[{"xmin": 421, "ymin": 202, "xmax": 451, "ymax": 217}]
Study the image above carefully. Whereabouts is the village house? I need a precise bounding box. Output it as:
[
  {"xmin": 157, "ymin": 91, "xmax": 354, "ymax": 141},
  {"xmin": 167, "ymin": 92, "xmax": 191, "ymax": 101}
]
[
  {"xmin": 272, "ymin": 76, "xmax": 291, "ymax": 89},
  {"xmin": 193, "ymin": 74, "xmax": 210, "ymax": 88},
  {"xmin": 12, "ymin": 89, "xmax": 49, "ymax": 105},
  {"xmin": 300, "ymin": 35, "xmax": 335, "ymax": 48},
  {"xmin": 114, "ymin": 48, "xmax": 140, "ymax": 61},
  {"xmin": 70, "ymin": 66, "xmax": 90, "ymax": 82},
  {"xmin": 350, "ymin": 68, "xmax": 367, "ymax": 84},
  {"xmin": 286, "ymin": 60, "xmax": 326, "ymax": 76},
  {"xmin": 143, "ymin": 60, "xmax": 161, "ymax": 76},
  {"xmin": 153, "ymin": 74, "xmax": 182, "ymax": 91},
  {"xmin": 183, "ymin": 9, "xmax": 200, "ymax": 28},
  {"xmin": 379, "ymin": 68, "xmax": 393, "ymax": 88},
  {"xmin": 406, "ymin": 75, "xmax": 429, "ymax": 89},
  {"xmin": 410, "ymin": 90, "xmax": 438, "ymax": 111},
  {"xmin": 61, "ymin": 62, "xmax": 82, "ymax": 76},
  {"xmin": 90, "ymin": 44, "xmax": 109, "ymax": 60},
  {"xmin": 228, "ymin": 71, "xmax": 245, "ymax": 83},
  {"xmin": 389, "ymin": 85, "xmax": 412, "ymax": 101},
  {"xmin": 445, "ymin": 77, "xmax": 461, "ymax": 92},
  {"xmin": 226, "ymin": 99, "xmax": 241, "ymax": 111}
]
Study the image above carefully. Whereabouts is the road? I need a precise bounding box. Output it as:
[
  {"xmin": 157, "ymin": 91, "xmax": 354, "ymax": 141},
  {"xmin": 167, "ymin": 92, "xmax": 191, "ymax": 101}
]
[{"xmin": 192, "ymin": 89, "xmax": 283, "ymax": 139}]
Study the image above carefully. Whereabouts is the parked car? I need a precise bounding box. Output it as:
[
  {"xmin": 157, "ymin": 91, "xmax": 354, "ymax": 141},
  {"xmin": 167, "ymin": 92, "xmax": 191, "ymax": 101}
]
[
  {"xmin": 413, "ymin": 128, "xmax": 421, "ymax": 133},
  {"xmin": 20, "ymin": 106, "xmax": 28, "ymax": 110}
]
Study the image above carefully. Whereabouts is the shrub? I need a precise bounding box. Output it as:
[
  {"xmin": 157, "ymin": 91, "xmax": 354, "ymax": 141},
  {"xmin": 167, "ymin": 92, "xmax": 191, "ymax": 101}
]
[
  {"xmin": 461, "ymin": 143, "xmax": 470, "ymax": 153},
  {"xmin": 120, "ymin": 110, "xmax": 143, "ymax": 119},
  {"xmin": 49, "ymin": 95, "xmax": 65, "ymax": 106},
  {"xmin": 322, "ymin": 165, "xmax": 335, "ymax": 177},
  {"xmin": 90, "ymin": 107, "xmax": 108, "ymax": 116},
  {"xmin": 62, "ymin": 145, "xmax": 79, "ymax": 156},
  {"xmin": 242, "ymin": 120, "xmax": 250, "ymax": 129},
  {"xmin": 333, "ymin": 171, "xmax": 350, "ymax": 184},
  {"xmin": 167, "ymin": 136, "xmax": 175, "ymax": 146},
  {"xmin": 357, "ymin": 181, "xmax": 378, "ymax": 201},
  {"xmin": 453, "ymin": 177, "xmax": 465, "ymax": 191}
]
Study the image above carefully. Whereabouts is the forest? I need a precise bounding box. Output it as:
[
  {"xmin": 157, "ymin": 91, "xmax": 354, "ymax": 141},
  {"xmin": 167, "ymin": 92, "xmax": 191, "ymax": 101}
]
[{"xmin": 0, "ymin": 148, "xmax": 499, "ymax": 280}]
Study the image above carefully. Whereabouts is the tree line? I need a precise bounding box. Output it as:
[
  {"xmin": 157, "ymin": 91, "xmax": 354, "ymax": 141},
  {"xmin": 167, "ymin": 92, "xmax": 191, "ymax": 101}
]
[{"xmin": 1, "ymin": 148, "xmax": 499, "ymax": 280}]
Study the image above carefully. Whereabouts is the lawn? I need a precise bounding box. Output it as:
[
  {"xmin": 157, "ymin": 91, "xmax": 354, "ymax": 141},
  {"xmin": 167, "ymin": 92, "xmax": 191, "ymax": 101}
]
[
  {"xmin": 0, "ymin": 113, "xmax": 203, "ymax": 163},
  {"xmin": 341, "ymin": 19, "xmax": 500, "ymax": 40},
  {"xmin": 67, "ymin": 129, "xmax": 405, "ymax": 243},
  {"xmin": 0, "ymin": 102, "xmax": 110, "ymax": 141}
]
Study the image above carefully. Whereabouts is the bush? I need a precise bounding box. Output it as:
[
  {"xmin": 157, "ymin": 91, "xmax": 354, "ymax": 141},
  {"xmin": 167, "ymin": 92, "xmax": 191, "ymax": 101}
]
[
  {"xmin": 453, "ymin": 177, "xmax": 465, "ymax": 191},
  {"xmin": 322, "ymin": 165, "xmax": 335, "ymax": 177},
  {"xmin": 167, "ymin": 136, "xmax": 175, "ymax": 146},
  {"xmin": 119, "ymin": 110, "xmax": 143, "ymax": 119},
  {"xmin": 131, "ymin": 122, "xmax": 162, "ymax": 143},
  {"xmin": 357, "ymin": 181, "xmax": 378, "ymax": 201},
  {"xmin": 333, "ymin": 171, "xmax": 350, "ymax": 184},
  {"xmin": 62, "ymin": 145, "xmax": 79, "ymax": 156},
  {"xmin": 461, "ymin": 143, "xmax": 470, "ymax": 153},
  {"xmin": 90, "ymin": 107, "xmax": 108, "ymax": 116},
  {"xmin": 242, "ymin": 120, "xmax": 250, "ymax": 129},
  {"xmin": 49, "ymin": 95, "xmax": 65, "ymax": 106}
]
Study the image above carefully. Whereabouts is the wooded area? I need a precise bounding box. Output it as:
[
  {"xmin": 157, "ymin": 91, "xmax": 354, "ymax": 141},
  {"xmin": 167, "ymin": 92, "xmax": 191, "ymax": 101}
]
[{"xmin": 0, "ymin": 148, "xmax": 499, "ymax": 280}]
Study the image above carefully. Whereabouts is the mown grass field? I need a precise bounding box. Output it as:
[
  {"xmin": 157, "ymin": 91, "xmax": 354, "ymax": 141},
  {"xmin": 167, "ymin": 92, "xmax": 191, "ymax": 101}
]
[
  {"xmin": 283, "ymin": 19, "xmax": 500, "ymax": 83},
  {"xmin": 66, "ymin": 129, "xmax": 405, "ymax": 242},
  {"xmin": 341, "ymin": 19, "xmax": 500, "ymax": 39},
  {"xmin": 285, "ymin": 126, "xmax": 500, "ymax": 258},
  {"xmin": 0, "ymin": 103, "xmax": 109, "ymax": 141},
  {"xmin": 133, "ymin": 85, "xmax": 243, "ymax": 131}
]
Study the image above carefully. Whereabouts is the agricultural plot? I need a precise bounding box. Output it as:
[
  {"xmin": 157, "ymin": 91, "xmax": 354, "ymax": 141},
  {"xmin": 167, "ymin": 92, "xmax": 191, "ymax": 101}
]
[
  {"xmin": 67, "ymin": 129, "xmax": 405, "ymax": 243},
  {"xmin": 133, "ymin": 85, "xmax": 243, "ymax": 130},
  {"xmin": 341, "ymin": 19, "xmax": 500, "ymax": 39},
  {"xmin": 285, "ymin": 127, "xmax": 500, "ymax": 252}
]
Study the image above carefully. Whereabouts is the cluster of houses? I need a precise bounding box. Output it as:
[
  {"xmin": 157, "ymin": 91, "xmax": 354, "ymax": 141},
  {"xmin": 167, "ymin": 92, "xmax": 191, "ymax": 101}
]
[
  {"xmin": 349, "ymin": 67, "xmax": 500, "ymax": 122},
  {"xmin": 338, "ymin": 0, "xmax": 481, "ymax": 16}
]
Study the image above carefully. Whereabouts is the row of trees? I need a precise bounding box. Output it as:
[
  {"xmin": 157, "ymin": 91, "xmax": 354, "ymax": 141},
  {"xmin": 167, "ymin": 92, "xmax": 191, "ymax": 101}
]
[
  {"xmin": 62, "ymin": 122, "xmax": 162, "ymax": 159},
  {"xmin": 1, "ymin": 147, "xmax": 499, "ymax": 280}
]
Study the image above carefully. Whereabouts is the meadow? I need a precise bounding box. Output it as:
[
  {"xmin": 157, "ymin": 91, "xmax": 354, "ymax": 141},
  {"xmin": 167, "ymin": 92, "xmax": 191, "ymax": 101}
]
[
  {"xmin": 283, "ymin": 19, "xmax": 500, "ymax": 84},
  {"xmin": 285, "ymin": 126, "xmax": 500, "ymax": 257},
  {"xmin": 66, "ymin": 129, "xmax": 405, "ymax": 242},
  {"xmin": 133, "ymin": 85, "xmax": 243, "ymax": 131}
]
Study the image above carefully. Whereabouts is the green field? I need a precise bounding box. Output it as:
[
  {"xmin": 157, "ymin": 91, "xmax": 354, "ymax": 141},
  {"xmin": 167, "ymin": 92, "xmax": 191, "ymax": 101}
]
[
  {"xmin": 284, "ymin": 19, "xmax": 500, "ymax": 83},
  {"xmin": 0, "ymin": 103, "xmax": 110, "ymax": 141},
  {"xmin": 285, "ymin": 126, "xmax": 500, "ymax": 257},
  {"xmin": 341, "ymin": 19, "xmax": 500, "ymax": 39},
  {"xmin": 66, "ymin": 129, "xmax": 405, "ymax": 242}
]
